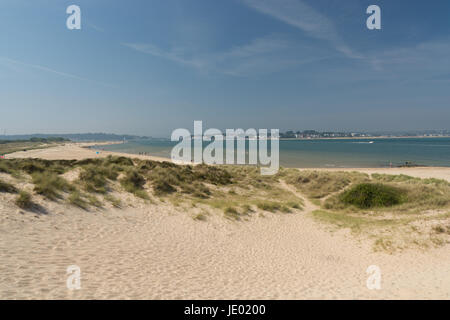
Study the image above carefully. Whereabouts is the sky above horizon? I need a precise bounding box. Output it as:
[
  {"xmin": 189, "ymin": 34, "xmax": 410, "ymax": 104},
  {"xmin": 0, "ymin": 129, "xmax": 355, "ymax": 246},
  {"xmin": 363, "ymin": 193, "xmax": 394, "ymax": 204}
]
[{"xmin": 1, "ymin": 0, "xmax": 450, "ymax": 137}]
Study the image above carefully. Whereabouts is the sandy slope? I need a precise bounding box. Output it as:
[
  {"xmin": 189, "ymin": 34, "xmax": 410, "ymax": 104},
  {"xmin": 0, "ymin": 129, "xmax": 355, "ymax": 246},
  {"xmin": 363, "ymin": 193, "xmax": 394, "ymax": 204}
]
[
  {"xmin": 1, "ymin": 144, "xmax": 450, "ymax": 299},
  {"xmin": 1, "ymin": 198, "xmax": 449, "ymax": 299}
]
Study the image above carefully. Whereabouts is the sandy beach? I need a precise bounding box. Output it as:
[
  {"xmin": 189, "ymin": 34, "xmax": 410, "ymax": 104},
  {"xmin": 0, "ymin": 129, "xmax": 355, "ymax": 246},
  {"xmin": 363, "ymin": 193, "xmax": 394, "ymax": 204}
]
[
  {"xmin": 1, "ymin": 143, "xmax": 450, "ymax": 299},
  {"xmin": 3, "ymin": 142, "xmax": 169, "ymax": 162}
]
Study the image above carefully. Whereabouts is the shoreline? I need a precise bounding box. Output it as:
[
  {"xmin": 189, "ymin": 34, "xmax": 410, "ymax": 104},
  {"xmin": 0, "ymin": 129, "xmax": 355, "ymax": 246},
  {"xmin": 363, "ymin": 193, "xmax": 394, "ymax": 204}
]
[{"xmin": 5, "ymin": 141, "xmax": 450, "ymax": 182}]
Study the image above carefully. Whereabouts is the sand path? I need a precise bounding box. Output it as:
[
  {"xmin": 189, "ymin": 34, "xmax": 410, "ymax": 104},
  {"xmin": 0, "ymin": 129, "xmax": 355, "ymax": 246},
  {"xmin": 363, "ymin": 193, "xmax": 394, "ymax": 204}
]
[
  {"xmin": 1, "ymin": 191, "xmax": 450, "ymax": 299},
  {"xmin": 279, "ymin": 180, "xmax": 319, "ymax": 212}
]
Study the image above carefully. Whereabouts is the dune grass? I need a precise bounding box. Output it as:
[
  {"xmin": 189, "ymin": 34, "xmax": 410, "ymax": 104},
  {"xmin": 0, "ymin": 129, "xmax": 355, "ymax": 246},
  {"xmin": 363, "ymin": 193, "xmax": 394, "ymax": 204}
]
[
  {"xmin": 0, "ymin": 179, "xmax": 18, "ymax": 193},
  {"xmin": 145, "ymin": 163, "xmax": 230, "ymax": 197},
  {"xmin": 68, "ymin": 191, "xmax": 89, "ymax": 210},
  {"xmin": 87, "ymin": 194, "xmax": 103, "ymax": 208},
  {"xmin": 256, "ymin": 201, "xmax": 281, "ymax": 212},
  {"xmin": 312, "ymin": 209, "xmax": 402, "ymax": 232},
  {"xmin": 281, "ymin": 169, "xmax": 369, "ymax": 199},
  {"xmin": 67, "ymin": 190, "xmax": 103, "ymax": 210},
  {"xmin": 0, "ymin": 161, "xmax": 16, "ymax": 175},
  {"xmin": 193, "ymin": 213, "xmax": 208, "ymax": 221},
  {"xmin": 0, "ymin": 157, "xmax": 245, "ymax": 209},
  {"xmin": 120, "ymin": 169, "xmax": 149, "ymax": 199},
  {"xmin": 104, "ymin": 194, "xmax": 122, "ymax": 208},
  {"xmin": 32, "ymin": 171, "xmax": 73, "ymax": 200},
  {"xmin": 79, "ymin": 165, "xmax": 109, "ymax": 194},
  {"xmin": 14, "ymin": 191, "xmax": 34, "ymax": 209},
  {"xmin": 224, "ymin": 206, "xmax": 247, "ymax": 220},
  {"xmin": 372, "ymin": 173, "xmax": 450, "ymax": 186}
]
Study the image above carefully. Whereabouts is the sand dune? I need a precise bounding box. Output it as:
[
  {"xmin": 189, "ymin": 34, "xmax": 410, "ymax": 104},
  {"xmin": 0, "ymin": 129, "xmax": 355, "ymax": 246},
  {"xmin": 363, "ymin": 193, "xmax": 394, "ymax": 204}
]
[{"xmin": 1, "ymin": 143, "xmax": 450, "ymax": 299}]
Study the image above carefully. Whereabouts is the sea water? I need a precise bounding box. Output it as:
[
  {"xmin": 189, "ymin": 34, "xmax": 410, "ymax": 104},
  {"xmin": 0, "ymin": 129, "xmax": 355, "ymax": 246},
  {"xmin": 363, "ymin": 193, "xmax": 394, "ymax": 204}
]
[{"xmin": 97, "ymin": 137, "xmax": 450, "ymax": 168}]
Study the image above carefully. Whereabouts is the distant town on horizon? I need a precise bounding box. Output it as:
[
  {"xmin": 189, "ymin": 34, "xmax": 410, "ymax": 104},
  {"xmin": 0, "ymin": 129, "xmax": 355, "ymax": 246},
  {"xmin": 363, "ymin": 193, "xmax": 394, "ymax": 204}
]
[{"xmin": 1, "ymin": 129, "xmax": 450, "ymax": 142}]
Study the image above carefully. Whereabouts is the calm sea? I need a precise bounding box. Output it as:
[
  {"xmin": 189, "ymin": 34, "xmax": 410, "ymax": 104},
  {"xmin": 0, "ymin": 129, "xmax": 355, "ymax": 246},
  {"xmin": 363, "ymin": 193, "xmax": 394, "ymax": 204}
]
[{"xmin": 97, "ymin": 137, "xmax": 450, "ymax": 168}]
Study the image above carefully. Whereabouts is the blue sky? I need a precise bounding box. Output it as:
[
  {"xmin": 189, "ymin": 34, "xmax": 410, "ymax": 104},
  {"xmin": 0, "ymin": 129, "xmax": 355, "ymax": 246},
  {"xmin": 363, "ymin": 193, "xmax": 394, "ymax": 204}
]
[{"xmin": 1, "ymin": 0, "xmax": 449, "ymax": 136}]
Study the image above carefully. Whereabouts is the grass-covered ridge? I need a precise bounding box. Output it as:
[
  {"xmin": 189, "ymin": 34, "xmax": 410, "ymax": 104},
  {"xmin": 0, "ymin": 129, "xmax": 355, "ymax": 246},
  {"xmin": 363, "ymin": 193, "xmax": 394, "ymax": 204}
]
[
  {"xmin": 0, "ymin": 156, "xmax": 303, "ymax": 219},
  {"xmin": 0, "ymin": 138, "xmax": 68, "ymax": 156},
  {"xmin": 279, "ymin": 169, "xmax": 450, "ymax": 251},
  {"xmin": 280, "ymin": 169, "xmax": 370, "ymax": 199}
]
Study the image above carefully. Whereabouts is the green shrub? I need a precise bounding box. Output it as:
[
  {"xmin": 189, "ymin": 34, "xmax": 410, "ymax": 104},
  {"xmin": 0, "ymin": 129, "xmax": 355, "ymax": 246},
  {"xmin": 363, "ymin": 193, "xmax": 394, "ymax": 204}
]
[
  {"xmin": 121, "ymin": 169, "xmax": 146, "ymax": 189},
  {"xmin": 146, "ymin": 163, "xmax": 232, "ymax": 196},
  {"xmin": 105, "ymin": 156, "xmax": 134, "ymax": 166},
  {"xmin": 226, "ymin": 207, "xmax": 239, "ymax": 214},
  {"xmin": 19, "ymin": 161, "xmax": 46, "ymax": 174},
  {"xmin": 181, "ymin": 182, "xmax": 211, "ymax": 198},
  {"xmin": 148, "ymin": 165, "xmax": 191, "ymax": 184},
  {"xmin": 0, "ymin": 161, "xmax": 13, "ymax": 174},
  {"xmin": 153, "ymin": 180, "xmax": 176, "ymax": 195},
  {"xmin": 340, "ymin": 183, "xmax": 404, "ymax": 209},
  {"xmin": 79, "ymin": 166, "xmax": 108, "ymax": 193},
  {"xmin": 194, "ymin": 164, "xmax": 232, "ymax": 185},
  {"xmin": 74, "ymin": 158, "xmax": 104, "ymax": 166},
  {"xmin": 257, "ymin": 201, "xmax": 281, "ymax": 212},
  {"xmin": 224, "ymin": 206, "xmax": 240, "ymax": 219},
  {"xmin": 158, "ymin": 161, "xmax": 178, "ymax": 168},
  {"xmin": 15, "ymin": 191, "xmax": 33, "ymax": 209},
  {"xmin": 97, "ymin": 165, "xmax": 120, "ymax": 180},
  {"xmin": 120, "ymin": 169, "xmax": 149, "ymax": 199},
  {"xmin": 136, "ymin": 160, "xmax": 158, "ymax": 172}
]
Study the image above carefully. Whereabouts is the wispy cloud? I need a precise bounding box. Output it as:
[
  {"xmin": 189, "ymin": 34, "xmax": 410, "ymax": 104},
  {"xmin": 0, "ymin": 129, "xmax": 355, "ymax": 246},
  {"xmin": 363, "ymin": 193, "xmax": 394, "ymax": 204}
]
[
  {"xmin": 215, "ymin": 35, "xmax": 332, "ymax": 76},
  {"xmin": 224, "ymin": 35, "xmax": 290, "ymax": 58},
  {"xmin": 85, "ymin": 21, "xmax": 105, "ymax": 33},
  {"xmin": 122, "ymin": 43, "xmax": 206, "ymax": 69},
  {"xmin": 241, "ymin": 0, "xmax": 362, "ymax": 59},
  {"xmin": 0, "ymin": 56, "xmax": 116, "ymax": 87},
  {"xmin": 367, "ymin": 39, "xmax": 450, "ymax": 81},
  {"xmin": 123, "ymin": 34, "xmax": 331, "ymax": 76}
]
